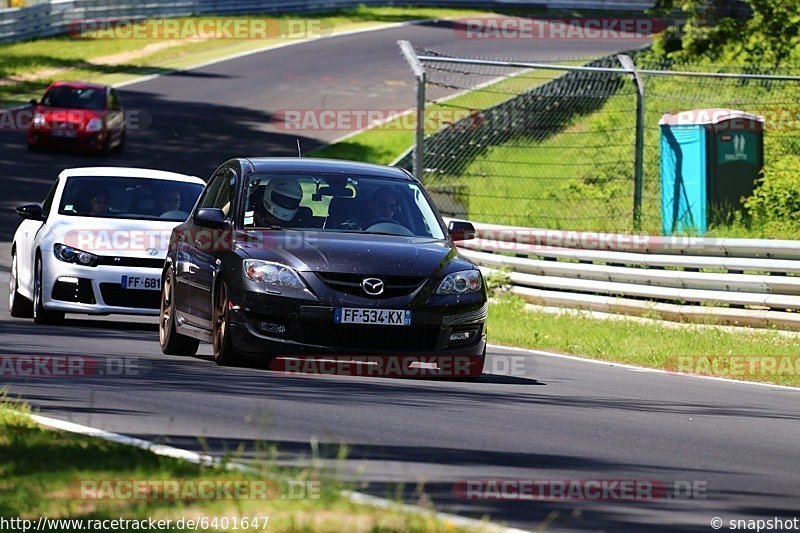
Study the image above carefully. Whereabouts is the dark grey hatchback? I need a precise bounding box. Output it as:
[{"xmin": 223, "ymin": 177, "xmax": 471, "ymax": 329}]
[{"xmin": 159, "ymin": 158, "xmax": 487, "ymax": 379}]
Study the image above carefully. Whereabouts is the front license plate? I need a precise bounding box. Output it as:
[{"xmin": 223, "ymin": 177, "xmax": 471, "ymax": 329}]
[
  {"xmin": 51, "ymin": 130, "xmax": 77, "ymax": 138},
  {"xmin": 121, "ymin": 275, "xmax": 161, "ymax": 291},
  {"xmin": 335, "ymin": 308, "xmax": 411, "ymax": 326}
]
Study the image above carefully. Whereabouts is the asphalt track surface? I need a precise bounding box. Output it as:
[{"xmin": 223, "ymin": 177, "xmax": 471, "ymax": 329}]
[{"xmin": 3, "ymin": 19, "xmax": 799, "ymax": 533}]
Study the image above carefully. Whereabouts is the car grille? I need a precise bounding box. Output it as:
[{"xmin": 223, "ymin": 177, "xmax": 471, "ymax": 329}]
[
  {"xmin": 315, "ymin": 272, "xmax": 426, "ymax": 298},
  {"xmin": 97, "ymin": 256, "xmax": 164, "ymax": 269},
  {"xmin": 300, "ymin": 323, "xmax": 440, "ymax": 352},
  {"xmin": 99, "ymin": 284, "xmax": 160, "ymax": 309}
]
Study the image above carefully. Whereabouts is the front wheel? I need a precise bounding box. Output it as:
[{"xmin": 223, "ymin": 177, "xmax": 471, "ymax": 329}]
[
  {"xmin": 212, "ymin": 281, "xmax": 241, "ymax": 366},
  {"xmin": 33, "ymin": 255, "xmax": 64, "ymax": 325},
  {"xmin": 159, "ymin": 270, "xmax": 199, "ymax": 356},
  {"xmin": 9, "ymin": 252, "xmax": 33, "ymax": 318}
]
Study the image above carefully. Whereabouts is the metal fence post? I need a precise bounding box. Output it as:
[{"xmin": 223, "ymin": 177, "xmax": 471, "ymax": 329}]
[
  {"xmin": 398, "ymin": 40, "xmax": 426, "ymax": 179},
  {"xmin": 617, "ymin": 54, "xmax": 645, "ymax": 231}
]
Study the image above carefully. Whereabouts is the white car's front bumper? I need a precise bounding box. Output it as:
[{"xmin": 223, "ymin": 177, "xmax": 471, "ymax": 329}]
[{"xmin": 42, "ymin": 253, "xmax": 164, "ymax": 316}]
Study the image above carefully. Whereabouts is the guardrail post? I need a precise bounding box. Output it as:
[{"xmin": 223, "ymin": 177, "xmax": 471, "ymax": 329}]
[
  {"xmin": 398, "ymin": 40, "xmax": 426, "ymax": 179},
  {"xmin": 617, "ymin": 54, "xmax": 645, "ymax": 231}
]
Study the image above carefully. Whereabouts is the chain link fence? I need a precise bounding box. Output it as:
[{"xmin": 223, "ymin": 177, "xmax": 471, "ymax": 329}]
[{"xmin": 398, "ymin": 45, "xmax": 800, "ymax": 235}]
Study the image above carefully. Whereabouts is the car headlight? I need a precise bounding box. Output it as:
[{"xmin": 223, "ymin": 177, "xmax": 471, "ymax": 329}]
[
  {"xmin": 436, "ymin": 269, "xmax": 482, "ymax": 295},
  {"xmin": 243, "ymin": 260, "xmax": 305, "ymax": 289},
  {"xmin": 54, "ymin": 243, "xmax": 100, "ymax": 267},
  {"xmin": 85, "ymin": 118, "xmax": 104, "ymax": 132},
  {"xmin": 33, "ymin": 112, "xmax": 47, "ymax": 127}
]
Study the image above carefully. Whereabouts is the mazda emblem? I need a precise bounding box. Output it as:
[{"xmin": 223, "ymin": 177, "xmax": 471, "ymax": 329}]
[{"xmin": 361, "ymin": 277, "xmax": 385, "ymax": 296}]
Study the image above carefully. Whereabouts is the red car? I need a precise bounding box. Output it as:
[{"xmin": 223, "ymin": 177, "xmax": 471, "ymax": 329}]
[{"xmin": 27, "ymin": 81, "xmax": 125, "ymax": 154}]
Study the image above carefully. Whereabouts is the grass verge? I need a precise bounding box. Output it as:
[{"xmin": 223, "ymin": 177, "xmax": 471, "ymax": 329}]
[
  {"xmin": 489, "ymin": 295, "xmax": 800, "ymax": 387},
  {"xmin": 0, "ymin": 401, "xmax": 484, "ymax": 532}
]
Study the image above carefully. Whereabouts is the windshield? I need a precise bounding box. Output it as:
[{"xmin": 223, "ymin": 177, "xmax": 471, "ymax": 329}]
[
  {"xmin": 242, "ymin": 173, "xmax": 446, "ymax": 239},
  {"xmin": 42, "ymin": 86, "xmax": 106, "ymax": 110},
  {"xmin": 58, "ymin": 176, "xmax": 204, "ymax": 221}
]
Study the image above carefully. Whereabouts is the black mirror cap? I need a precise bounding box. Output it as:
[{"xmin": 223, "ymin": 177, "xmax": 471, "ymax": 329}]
[
  {"xmin": 29, "ymin": 98, "xmax": 38, "ymax": 107},
  {"xmin": 448, "ymin": 220, "xmax": 476, "ymax": 241},
  {"xmin": 194, "ymin": 208, "xmax": 227, "ymax": 229},
  {"xmin": 16, "ymin": 203, "xmax": 44, "ymax": 221}
]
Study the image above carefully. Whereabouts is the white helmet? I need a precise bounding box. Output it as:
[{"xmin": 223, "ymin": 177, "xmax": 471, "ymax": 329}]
[{"xmin": 262, "ymin": 177, "xmax": 302, "ymax": 221}]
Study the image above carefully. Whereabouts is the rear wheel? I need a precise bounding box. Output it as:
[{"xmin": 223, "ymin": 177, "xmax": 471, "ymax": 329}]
[
  {"xmin": 9, "ymin": 252, "xmax": 33, "ymax": 318},
  {"xmin": 212, "ymin": 281, "xmax": 241, "ymax": 366},
  {"xmin": 33, "ymin": 255, "xmax": 64, "ymax": 325},
  {"xmin": 159, "ymin": 270, "xmax": 199, "ymax": 356}
]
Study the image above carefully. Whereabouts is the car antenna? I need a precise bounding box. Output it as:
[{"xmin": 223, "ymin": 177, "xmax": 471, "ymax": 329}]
[{"xmin": 296, "ymin": 139, "xmax": 302, "ymax": 157}]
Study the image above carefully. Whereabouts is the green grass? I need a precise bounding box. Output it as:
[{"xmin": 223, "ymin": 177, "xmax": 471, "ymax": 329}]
[
  {"xmin": 0, "ymin": 6, "xmax": 502, "ymax": 107},
  {"xmin": 0, "ymin": 400, "xmax": 485, "ymax": 532},
  {"xmin": 489, "ymin": 295, "xmax": 800, "ymax": 387}
]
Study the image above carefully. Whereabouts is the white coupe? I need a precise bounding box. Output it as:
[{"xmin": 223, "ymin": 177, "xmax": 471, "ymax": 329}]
[{"xmin": 10, "ymin": 167, "xmax": 205, "ymax": 323}]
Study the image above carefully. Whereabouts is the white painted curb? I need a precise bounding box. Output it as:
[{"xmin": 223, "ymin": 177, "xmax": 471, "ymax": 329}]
[{"xmin": 489, "ymin": 343, "xmax": 800, "ymax": 392}]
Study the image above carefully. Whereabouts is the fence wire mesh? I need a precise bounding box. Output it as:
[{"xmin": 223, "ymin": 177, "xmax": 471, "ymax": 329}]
[{"xmin": 405, "ymin": 48, "xmax": 800, "ymax": 235}]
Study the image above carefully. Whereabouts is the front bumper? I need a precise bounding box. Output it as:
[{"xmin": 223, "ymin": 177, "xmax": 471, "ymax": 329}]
[
  {"xmin": 227, "ymin": 288, "xmax": 487, "ymax": 358},
  {"xmin": 28, "ymin": 129, "xmax": 107, "ymax": 152},
  {"xmin": 42, "ymin": 255, "xmax": 163, "ymax": 315}
]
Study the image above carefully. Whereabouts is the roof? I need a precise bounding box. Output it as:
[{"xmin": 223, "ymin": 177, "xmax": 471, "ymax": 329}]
[
  {"xmin": 245, "ymin": 157, "xmax": 414, "ymax": 180},
  {"xmin": 659, "ymin": 108, "xmax": 765, "ymax": 126},
  {"xmin": 59, "ymin": 167, "xmax": 205, "ymax": 184}
]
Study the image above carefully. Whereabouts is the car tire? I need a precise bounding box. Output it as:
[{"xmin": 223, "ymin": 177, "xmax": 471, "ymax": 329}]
[
  {"xmin": 33, "ymin": 255, "xmax": 64, "ymax": 325},
  {"xmin": 9, "ymin": 251, "xmax": 33, "ymax": 318},
  {"xmin": 212, "ymin": 280, "xmax": 241, "ymax": 367},
  {"xmin": 159, "ymin": 270, "xmax": 199, "ymax": 356}
]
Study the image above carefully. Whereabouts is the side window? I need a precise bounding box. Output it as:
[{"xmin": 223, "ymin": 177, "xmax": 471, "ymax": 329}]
[
  {"xmin": 197, "ymin": 168, "xmax": 236, "ymax": 218},
  {"xmin": 41, "ymin": 179, "xmax": 59, "ymax": 219},
  {"xmin": 213, "ymin": 169, "xmax": 236, "ymax": 217}
]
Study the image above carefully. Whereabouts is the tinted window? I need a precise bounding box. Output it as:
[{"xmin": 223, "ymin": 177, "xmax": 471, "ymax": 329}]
[
  {"xmin": 242, "ymin": 173, "xmax": 445, "ymax": 239},
  {"xmin": 42, "ymin": 86, "xmax": 106, "ymax": 110},
  {"xmin": 198, "ymin": 168, "xmax": 236, "ymax": 217},
  {"xmin": 58, "ymin": 176, "xmax": 204, "ymax": 221}
]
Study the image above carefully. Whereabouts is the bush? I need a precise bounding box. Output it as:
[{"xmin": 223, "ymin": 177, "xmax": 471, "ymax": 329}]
[{"xmin": 744, "ymin": 156, "xmax": 800, "ymax": 235}]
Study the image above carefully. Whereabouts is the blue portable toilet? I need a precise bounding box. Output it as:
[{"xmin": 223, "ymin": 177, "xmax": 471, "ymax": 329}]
[{"xmin": 660, "ymin": 109, "xmax": 764, "ymax": 235}]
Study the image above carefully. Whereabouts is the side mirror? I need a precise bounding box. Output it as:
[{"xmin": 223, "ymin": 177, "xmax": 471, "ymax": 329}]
[
  {"xmin": 193, "ymin": 208, "xmax": 227, "ymax": 229},
  {"xmin": 16, "ymin": 204, "xmax": 44, "ymax": 221},
  {"xmin": 29, "ymin": 99, "xmax": 38, "ymax": 107},
  {"xmin": 448, "ymin": 220, "xmax": 475, "ymax": 241}
]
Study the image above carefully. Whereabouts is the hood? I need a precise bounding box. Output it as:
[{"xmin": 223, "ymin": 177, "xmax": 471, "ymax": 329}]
[
  {"xmin": 49, "ymin": 216, "xmax": 183, "ymax": 259},
  {"xmin": 237, "ymin": 230, "xmax": 474, "ymax": 277}
]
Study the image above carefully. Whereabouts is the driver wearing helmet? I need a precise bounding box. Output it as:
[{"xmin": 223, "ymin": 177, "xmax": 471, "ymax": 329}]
[{"xmin": 254, "ymin": 177, "xmax": 303, "ymax": 227}]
